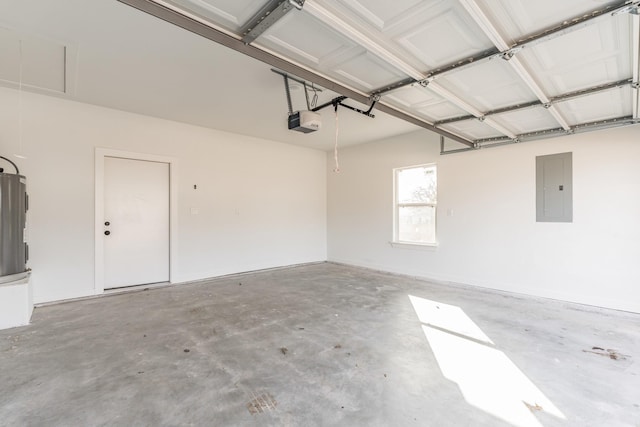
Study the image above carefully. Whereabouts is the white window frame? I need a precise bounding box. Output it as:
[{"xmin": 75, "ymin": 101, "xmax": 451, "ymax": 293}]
[{"xmin": 393, "ymin": 163, "xmax": 437, "ymax": 247}]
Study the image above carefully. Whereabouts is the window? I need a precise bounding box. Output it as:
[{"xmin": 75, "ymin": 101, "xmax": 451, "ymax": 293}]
[{"xmin": 394, "ymin": 164, "xmax": 437, "ymax": 245}]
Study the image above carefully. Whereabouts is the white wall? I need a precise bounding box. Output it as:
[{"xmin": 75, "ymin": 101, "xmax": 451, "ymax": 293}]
[
  {"xmin": 3, "ymin": 85, "xmax": 638, "ymax": 313},
  {"xmin": 0, "ymin": 88, "xmax": 327, "ymax": 304},
  {"xmin": 327, "ymin": 127, "xmax": 640, "ymax": 313}
]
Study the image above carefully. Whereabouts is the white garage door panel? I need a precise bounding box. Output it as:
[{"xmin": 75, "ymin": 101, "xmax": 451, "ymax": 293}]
[
  {"xmin": 491, "ymin": 107, "xmax": 562, "ymax": 135},
  {"xmin": 555, "ymin": 86, "xmax": 633, "ymax": 125},
  {"xmin": 335, "ymin": 0, "xmax": 425, "ymax": 30},
  {"xmin": 436, "ymin": 59, "xmax": 537, "ymax": 111},
  {"xmin": 385, "ymin": 86, "xmax": 468, "ymax": 121},
  {"xmin": 163, "ymin": 0, "xmax": 267, "ymax": 32},
  {"xmin": 260, "ymin": 11, "xmax": 410, "ymax": 92},
  {"xmin": 333, "ymin": 51, "xmax": 408, "ymax": 91},
  {"xmin": 260, "ymin": 12, "xmax": 357, "ymax": 66},
  {"xmin": 474, "ymin": 0, "xmax": 624, "ymax": 43},
  {"xmin": 519, "ymin": 16, "xmax": 631, "ymax": 96},
  {"xmin": 393, "ymin": 3, "xmax": 495, "ymax": 69},
  {"xmin": 441, "ymin": 118, "xmax": 505, "ymax": 140}
]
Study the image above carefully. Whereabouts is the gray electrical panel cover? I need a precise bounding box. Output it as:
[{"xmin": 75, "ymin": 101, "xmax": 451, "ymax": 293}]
[{"xmin": 536, "ymin": 152, "xmax": 572, "ymax": 222}]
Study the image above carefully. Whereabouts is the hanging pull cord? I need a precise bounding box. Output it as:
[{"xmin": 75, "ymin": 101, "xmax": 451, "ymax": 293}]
[{"xmin": 333, "ymin": 104, "xmax": 340, "ymax": 173}]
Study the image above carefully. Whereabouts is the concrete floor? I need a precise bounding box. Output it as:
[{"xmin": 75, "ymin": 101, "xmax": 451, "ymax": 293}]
[{"xmin": 1, "ymin": 263, "xmax": 638, "ymax": 427}]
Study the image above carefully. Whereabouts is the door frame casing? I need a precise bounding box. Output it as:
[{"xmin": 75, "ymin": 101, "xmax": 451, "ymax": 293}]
[{"xmin": 94, "ymin": 148, "xmax": 178, "ymax": 294}]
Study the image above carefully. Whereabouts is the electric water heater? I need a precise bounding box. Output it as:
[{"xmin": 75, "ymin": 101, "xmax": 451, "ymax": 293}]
[{"xmin": 0, "ymin": 156, "xmax": 28, "ymax": 283}]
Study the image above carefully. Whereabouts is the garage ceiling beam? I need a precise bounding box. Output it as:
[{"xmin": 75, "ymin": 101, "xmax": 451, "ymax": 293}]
[
  {"xmin": 476, "ymin": 115, "xmax": 638, "ymax": 145},
  {"xmin": 240, "ymin": 0, "xmax": 303, "ymax": 45},
  {"xmin": 442, "ymin": 115, "xmax": 638, "ymax": 154},
  {"xmin": 435, "ymin": 78, "xmax": 633, "ymax": 126},
  {"xmin": 116, "ymin": 0, "xmax": 475, "ymax": 147}
]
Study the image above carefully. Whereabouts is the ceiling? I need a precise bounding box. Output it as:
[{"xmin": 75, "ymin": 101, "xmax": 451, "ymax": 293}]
[{"xmin": 1, "ymin": 0, "xmax": 639, "ymax": 152}]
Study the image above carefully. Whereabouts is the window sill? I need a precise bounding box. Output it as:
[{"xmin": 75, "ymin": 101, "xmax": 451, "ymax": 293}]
[{"xmin": 389, "ymin": 241, "xmax": 438, "ymax": 251}]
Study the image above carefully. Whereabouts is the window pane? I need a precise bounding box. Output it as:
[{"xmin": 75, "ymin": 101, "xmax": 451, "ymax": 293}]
[
  {"xmin": 397, "ymin": 167, "xmax": 436, "ymax": 204},
  {"xmin": 398, "ymin": 206, "xmax": 436, "ymax": 243}
]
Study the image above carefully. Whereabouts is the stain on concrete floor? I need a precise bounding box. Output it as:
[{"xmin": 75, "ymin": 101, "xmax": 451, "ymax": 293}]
[
  {"xmin": 247, "ymin": 392, "xmax": 277, "ymax": 415},
  {"xmin": 583, "ymin": 346, "xmax": 629, "ymax": 360}
]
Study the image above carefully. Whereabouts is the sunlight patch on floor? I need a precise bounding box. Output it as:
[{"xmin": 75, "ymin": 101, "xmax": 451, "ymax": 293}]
[
  {"xmin": 409, "ymin": 295, "xmax": 565, "ymax": 427},
  {"xmin": 409, "ymin": 295, "xmax": 493, "ymax": 345}
]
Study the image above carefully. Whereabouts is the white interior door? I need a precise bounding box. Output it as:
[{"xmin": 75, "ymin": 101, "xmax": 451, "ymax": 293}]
[{"xmin": 104, "ymin": 156, "xmax": 169, "ymax": 288}]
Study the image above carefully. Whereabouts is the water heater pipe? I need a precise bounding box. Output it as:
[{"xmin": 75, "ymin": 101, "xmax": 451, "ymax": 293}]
[{"xmin": 0, "ymin": 156, "xmax": 20, "ymax": 175}]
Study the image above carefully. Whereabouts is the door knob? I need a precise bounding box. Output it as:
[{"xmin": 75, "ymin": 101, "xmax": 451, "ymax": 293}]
[{"xmin": 104, "ymin": 230, "xmax": 110, "ymax": 236}]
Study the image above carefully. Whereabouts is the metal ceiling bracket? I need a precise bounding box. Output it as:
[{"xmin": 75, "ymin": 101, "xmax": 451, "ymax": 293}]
[
  {"xmin": 271, "ymin": 69, "xmax": 323, "ymax": 92},
  {"xmin": 312, "ymin": 96, "xmax": 376, "ymax": 118},
  {"xmin": 282, "ymin": 75, "xmax": 294, "ymax": 115},
  {"xmin": 500, "ymin": 48, "xmax": 521, "ymax": 61},
  {"xmin": 364, "ymin": 100, "xmax": 377, "ymax": 116},
  {"xmin": 303, "ymin": 82, "xmax": 311, "ymax": 110},
  {"xmin": 612, "ymin": 1, "xmax": 640, "ymax": 15},
  {"xmin": 288, "ymin": 0, "xmax": 304, "ymax": 11},
  {"xmin": 365, "ymin": 95, "xmax": 381, "ymax": 115},
  {"xmin": 312, "ymin": 96, "xmax": 347, "ymax": 113},
  {"xmin": 550, "ymin": 78, "xmax": 632, "ymax": 102},
  {"xmin": 336, "ymin": 99, "xmax": 375, "ymax": 118},
  {"xmin": 434, "ymin": 114, "xmax": 475, "ymax": 126},
  {"xmin": 500, "ymin": 52, "xmax": 514, "ymax": 61},
  {"xmin": 241, "ymin": 0, "xmax": 303, "ymax": 45},
  {"xmin": 371, "ymin": 77, "xmax": 418, "ymax": 97}
]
